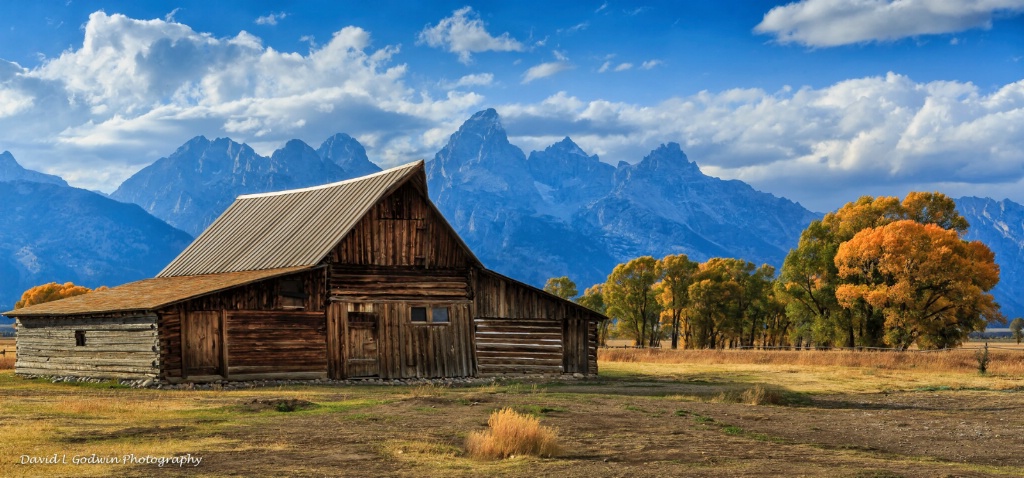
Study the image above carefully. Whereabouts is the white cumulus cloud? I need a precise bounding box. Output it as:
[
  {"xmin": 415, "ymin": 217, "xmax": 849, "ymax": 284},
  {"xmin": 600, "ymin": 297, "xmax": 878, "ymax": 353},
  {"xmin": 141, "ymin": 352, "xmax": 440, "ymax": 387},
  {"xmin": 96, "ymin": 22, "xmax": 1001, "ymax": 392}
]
[
  {"xmin": 0, "ymin": 11, "xmax": 483, "ymax": 191},
  {"xmin": 500, "ymin": 73, "xmax": 1024, "ymax": 211},
  {"xmin": 755, "ymin": 0, "xmax": 1024, "ymax": 47},
  {"xmin": 418, "ymin": 6, "xmax": 524, "ymax": 63}
]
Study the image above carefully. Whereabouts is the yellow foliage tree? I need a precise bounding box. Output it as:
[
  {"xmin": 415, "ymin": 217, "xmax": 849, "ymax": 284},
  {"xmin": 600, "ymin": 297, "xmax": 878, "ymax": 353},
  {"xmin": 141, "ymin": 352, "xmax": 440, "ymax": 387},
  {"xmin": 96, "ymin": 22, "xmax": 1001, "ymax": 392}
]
[
  {"xmin": 834, "ymin": 220, "xmax": 1003, "ymax": 349},
  {"xmin": 14, "ymin": 282, "xmax": 98, "ymax": 309}
]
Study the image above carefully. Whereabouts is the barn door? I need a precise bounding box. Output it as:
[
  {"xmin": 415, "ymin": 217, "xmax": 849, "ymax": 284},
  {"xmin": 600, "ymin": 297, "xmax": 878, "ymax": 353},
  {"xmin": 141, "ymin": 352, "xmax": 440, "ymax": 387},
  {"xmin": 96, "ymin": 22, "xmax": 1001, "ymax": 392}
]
[
  {"xmin": 346, "ymin": 307, "xmax": 380, "ymax": 378},
  {"xmin": 184, "ymin": 311, "xmax": 223, "ymax": 378}
]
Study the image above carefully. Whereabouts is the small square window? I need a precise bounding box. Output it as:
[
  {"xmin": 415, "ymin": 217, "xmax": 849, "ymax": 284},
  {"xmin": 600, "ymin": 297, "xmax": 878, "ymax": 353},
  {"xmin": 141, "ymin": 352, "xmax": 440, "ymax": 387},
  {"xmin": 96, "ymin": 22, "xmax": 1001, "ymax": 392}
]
[
  {"xmin": 410, "ymin": 306, "xmax": 450, "ymax": 324},
  {"xmin": 431, "ymin": 308, "xmax": 449, "ymax": 323},
  {"xmin": 411, "ymin": 307, "xmax": 428, "ymax": 322},
  {"xmin": 75, "ymin": 330, "xmax": 86, "ymax": 347}
]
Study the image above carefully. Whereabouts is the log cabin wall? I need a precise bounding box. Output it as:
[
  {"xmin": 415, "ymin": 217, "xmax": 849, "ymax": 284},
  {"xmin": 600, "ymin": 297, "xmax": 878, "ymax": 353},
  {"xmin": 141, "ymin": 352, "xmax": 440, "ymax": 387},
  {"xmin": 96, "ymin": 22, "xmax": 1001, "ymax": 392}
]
[
  {"xmin": 15, "ymin": 314, "xmax": 159, "ymax": 379},
  {"xmin": 474, "ymin": 272, "xmax": 599, "ymax": 376},
  {"xmin": 158, "ymin": 269, "xmax": 328, "ymax": 382}
]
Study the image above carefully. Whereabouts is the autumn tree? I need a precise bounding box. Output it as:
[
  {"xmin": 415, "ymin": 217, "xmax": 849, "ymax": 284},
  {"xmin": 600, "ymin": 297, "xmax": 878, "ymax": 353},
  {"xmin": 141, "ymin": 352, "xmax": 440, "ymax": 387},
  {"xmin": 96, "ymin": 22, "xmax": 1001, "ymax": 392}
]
[
  {"xmin": 1010, "ymin": 318, "xmax": 1024, "ymax": 345},
  {"xmin": 576, "ymin": 284, "xmax": 610, "ymax": 345},
  {"xmin": 14, "ymin": 282, "xmax": 97, "ymax": 309},
  {"xmin": 543, "ymin": 276, "xmax": 578, "ymax": 300},
  {"xmin": 655, "ymin": 254, "xmax": 698, "ymax": 349},
  {"xmin": 835, "ymin": 220, "xmax": 1003, "ymax": 350},
  {"xmin": 604, "ymin": 256, "xmax": 662, "ymax": 348},
  {"xmin": 778, "ymin": 192, "xmax": 971, "ymax": 348}
]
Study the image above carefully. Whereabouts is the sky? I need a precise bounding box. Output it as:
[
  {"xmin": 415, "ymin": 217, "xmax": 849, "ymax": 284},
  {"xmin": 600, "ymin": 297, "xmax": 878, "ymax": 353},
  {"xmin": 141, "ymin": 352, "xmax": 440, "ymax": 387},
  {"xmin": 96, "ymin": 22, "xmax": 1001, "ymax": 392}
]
[{"xmin": 0, "ymin": 0, "xmax": 1021, "ymax": 212}]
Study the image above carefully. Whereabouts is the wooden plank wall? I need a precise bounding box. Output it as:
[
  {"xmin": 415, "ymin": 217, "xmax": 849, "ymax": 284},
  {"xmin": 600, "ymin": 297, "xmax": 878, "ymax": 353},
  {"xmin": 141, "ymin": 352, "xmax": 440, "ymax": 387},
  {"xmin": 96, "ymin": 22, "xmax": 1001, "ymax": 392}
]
[
  {"xmin": 386, "ymin": 302, "xmax": 474, "ymax": 379},
  {"xmin": 474, "ymin": 271, "xmax": 601, "ymax": 376},
  {"xmin": 15, "ymin": 315, "xmax": 159, "ymax": 379},
  {"xmin": 327, "ymin": 302, "xmax": 475, "ymax": 379},
  {"xmin": 329, "ymin": 181, "xmax": 471, "ymax": 269}
]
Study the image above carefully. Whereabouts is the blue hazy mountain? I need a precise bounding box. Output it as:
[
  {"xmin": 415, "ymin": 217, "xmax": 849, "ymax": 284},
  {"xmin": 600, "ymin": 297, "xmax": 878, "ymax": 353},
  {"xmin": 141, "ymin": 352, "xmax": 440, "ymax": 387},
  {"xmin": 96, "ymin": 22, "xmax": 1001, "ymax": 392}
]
[
  {"xmin": 0, "ymin": 180, "xmax": 192, "ymax": 316},
  {"xmin": 0, "ymin": 151, "xmax": 67, "ymax": 186},
  {"xmin": 957, "ymin": 197, "xmax": 1024, "ymax": 320},
  {"xmin": 426, "ymin": 109, "xmax": 819, "ymax": 288}
]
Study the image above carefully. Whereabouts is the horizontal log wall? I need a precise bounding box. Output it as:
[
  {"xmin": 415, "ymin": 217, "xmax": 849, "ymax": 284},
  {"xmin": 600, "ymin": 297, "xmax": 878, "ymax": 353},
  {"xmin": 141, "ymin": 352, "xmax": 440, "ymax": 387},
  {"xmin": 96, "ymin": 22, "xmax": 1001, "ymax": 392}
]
[
  {"xmin": 330, "ymin": 266, "xmax": 471, "ymax": 302},
  {"xmin": 475, "ymin": 317, "xmax": 563, "ymax": 375},
  {"xmin": 474, "ymin": 271, "xmax": 601, "ymax": 376},
  {"xmin": 330, "ymin": 181, "xmax": 471, "ymax": 269},
  {"xmin": 16, "ymin": 315, "xmax": 159, "ymax": 379},
  {"xmin": 225, "ymin": 310, "xmax": 327, "ymax": 378}
]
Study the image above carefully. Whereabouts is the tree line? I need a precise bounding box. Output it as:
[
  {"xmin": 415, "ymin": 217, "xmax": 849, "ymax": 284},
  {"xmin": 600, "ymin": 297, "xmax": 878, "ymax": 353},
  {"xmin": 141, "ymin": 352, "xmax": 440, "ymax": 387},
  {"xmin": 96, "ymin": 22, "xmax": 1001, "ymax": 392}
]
[{"xmin": 547, "ymin": 192, "xmax": 1012, "ymax": 350}]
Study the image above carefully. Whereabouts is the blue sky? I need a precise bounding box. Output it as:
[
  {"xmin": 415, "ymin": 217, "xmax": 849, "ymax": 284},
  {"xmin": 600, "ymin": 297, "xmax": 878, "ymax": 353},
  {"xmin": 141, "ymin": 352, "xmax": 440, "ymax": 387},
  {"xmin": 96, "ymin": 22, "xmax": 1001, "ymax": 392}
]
[{"xmin": 0, "ymin": 0, "xmax": 1021, "ymax": 211}]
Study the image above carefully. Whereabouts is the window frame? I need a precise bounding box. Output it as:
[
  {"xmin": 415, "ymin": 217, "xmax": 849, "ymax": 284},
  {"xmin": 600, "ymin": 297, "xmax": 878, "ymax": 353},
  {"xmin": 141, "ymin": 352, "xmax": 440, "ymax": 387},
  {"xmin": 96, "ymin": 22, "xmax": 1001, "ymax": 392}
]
[{"xmin": 409, "ymin": 304, "xmax": 451, "ymax": 325}]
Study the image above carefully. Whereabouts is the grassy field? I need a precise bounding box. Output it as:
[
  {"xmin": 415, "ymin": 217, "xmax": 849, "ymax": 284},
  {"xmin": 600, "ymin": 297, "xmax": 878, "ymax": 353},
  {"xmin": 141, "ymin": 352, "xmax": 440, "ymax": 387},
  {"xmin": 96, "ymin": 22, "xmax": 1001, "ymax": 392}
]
[{"xmin": 0, "ymin": 346, "xmax": 1022, "ymax": 477}]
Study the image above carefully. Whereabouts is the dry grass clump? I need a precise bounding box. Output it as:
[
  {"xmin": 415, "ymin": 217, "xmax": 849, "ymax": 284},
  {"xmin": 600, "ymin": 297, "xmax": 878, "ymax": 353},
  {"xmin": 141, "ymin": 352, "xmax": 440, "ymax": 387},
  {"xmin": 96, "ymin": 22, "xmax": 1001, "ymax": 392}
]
[
  {"xmin": 0, "ymin": 355, "xmax": 13, "ymax": 370},
  {"xmin": 714, "ymin": 384, "xmax": 789, "ymax": 406},
  {"xmin": 599, "ymin": 347, "xmax": 1024, "ymax": 375},
  {"xmin": 466, "ymin": 408, "xmax": 562, "ymax": 460}
]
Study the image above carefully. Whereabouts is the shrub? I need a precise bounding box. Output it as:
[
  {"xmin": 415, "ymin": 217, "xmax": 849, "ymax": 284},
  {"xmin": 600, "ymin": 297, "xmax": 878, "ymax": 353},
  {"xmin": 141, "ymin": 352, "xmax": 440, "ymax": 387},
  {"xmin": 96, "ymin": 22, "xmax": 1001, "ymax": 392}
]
[
  {"xmin": 976, "ymin": 343, "xmax": 990, "ymax": 375},
  {"xmin": 465, "ymin": 408, "xmax": 562, "ymax": 459}
]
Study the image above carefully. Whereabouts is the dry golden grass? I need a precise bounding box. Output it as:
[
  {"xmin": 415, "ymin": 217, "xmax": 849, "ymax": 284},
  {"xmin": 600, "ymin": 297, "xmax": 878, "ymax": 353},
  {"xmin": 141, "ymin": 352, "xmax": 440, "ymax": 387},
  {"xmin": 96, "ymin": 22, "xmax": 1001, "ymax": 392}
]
[
  {"xmin": 0, "ymin": 338, "xmax": 14, "ymax": 370},
  {"xmin": 599, "ymin": 347, "xmax": 1024, "ymax": 375},
  {"xmin": 713, "ymin": 384, "xmax": 789, "ymax": 406},
  {"xmin": 465, "ymin": 408, "xmax": 561, "ymax": 460}
]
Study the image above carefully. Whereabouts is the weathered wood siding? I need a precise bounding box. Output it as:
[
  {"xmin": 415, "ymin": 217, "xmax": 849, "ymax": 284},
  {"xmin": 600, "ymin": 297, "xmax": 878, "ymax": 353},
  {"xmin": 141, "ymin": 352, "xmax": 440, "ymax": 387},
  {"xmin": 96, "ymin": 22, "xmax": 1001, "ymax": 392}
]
[
  {"xmin": 474, "ymin": 271, "xmax": 599, "ymax": 376},
  {"xmin": 329, "ymin": 181, "xmax": 471, "ymax": 269},
  {"xmin": 327, "ymin": 302, "xmax": 475, "ymax": 379},
  {"xmin": 15, "ymin": 315, "xmax": 159, "ymax": 379},
  {"xmin": 224, "ymin": 311, "xmax": 327, "ymax": 380},
  {"xmin": 159, "ymin": 269, "xmax": 328, "ymax": 382}
]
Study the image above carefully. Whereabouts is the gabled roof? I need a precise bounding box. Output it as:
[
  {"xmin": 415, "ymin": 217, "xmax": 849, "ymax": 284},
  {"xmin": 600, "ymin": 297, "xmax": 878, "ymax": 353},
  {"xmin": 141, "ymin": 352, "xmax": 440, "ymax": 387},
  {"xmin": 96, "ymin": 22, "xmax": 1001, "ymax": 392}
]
[
  {"xmin": 5, "ymin": 267, "xmax": 307, "ymax": 317},
  {"xmin": 160, "ymin": 160, "xmax": 430, "ymax": 277}
]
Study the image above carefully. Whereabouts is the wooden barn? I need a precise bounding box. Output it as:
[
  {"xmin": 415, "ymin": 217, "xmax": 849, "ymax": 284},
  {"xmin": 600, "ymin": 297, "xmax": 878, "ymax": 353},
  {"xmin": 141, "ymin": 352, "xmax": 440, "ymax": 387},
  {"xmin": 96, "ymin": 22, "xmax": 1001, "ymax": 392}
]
[{"xmin": 5, "ymin": 161, "xmax": 603, "ymax": 382}]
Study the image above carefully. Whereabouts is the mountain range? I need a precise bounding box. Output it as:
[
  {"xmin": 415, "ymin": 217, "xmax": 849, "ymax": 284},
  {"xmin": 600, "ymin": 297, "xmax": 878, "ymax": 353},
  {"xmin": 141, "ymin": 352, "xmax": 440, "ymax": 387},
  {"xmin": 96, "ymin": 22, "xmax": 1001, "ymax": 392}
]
[
  {"xmin": 0, "ymin": 153, "xmax": 192, "ymax": 317},
  {"xmin": 111, "ymin": 133, "xmax": 380, "ymax": 236},
  {"xmin": 1, "ymin": 110, "xmax": 1022, "ymax": 322}
]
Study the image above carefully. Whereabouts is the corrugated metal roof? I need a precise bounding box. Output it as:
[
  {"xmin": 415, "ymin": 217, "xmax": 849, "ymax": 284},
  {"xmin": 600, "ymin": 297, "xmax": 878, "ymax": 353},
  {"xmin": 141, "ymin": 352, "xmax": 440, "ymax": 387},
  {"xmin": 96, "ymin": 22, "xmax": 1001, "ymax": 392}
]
[
  {"xmin": 159, "ymin": 160, "xmax": 425, "ymax": 277},
  {"xmin": 4, "ymin": 266, "xmax": 309, "ymax": 317}
]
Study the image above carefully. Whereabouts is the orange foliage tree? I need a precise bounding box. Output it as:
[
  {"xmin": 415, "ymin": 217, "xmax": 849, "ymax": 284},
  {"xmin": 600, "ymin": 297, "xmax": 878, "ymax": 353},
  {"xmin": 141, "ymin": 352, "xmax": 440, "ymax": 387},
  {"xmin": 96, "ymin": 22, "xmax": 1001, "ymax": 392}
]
[
  {"xmin": 14, "ymin": 282, "xmax": 99, "ymax": 309},
  {"xmin": 834, "ymin": 220, "xmax": 1003, "ymax": 350}
]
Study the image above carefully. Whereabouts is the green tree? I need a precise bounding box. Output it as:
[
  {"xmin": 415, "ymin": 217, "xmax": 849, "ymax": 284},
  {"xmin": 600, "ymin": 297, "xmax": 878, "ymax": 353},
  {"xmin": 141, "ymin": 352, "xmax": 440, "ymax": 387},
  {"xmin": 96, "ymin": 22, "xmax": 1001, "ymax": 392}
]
[
  {"xmin": 656, "ymin": 254, "xmax": 698, "ymax": 349},
  {"xmin": 835, "ymin": 220, "xmax": 1003, "ymax": 349},
  {"xmin": 604, "ymin": 256, "xmax": 662, "ymax": 348},
  {"xmin": 543, "ymin": 276, "xmax": 578, "ymax": 300},
  {"xmin": 576, "ymin": 284, "xmax": 610, "ymax": 346},
  {"xmin": 1009, "ymin": 317, "xmax": 1024, "ymax": 345}
]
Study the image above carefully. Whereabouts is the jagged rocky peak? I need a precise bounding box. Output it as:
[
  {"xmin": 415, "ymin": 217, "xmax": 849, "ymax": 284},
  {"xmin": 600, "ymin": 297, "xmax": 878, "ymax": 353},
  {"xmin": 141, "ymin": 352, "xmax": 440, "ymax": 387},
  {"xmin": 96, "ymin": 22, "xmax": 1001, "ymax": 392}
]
[
  {"xmin": 0, "ymin": 150, "xmax": 69, "ymax": 186},
  {"xmin": 527, "ymin": 136, "xmax": 614, "ymax": 208},
  {"xmin": 317, "ymin": 133, "xmax": 381, "ymax": 177},
  {"xmin": 431, "ymin": 108, "xmax": 526, "ymax": 172}
]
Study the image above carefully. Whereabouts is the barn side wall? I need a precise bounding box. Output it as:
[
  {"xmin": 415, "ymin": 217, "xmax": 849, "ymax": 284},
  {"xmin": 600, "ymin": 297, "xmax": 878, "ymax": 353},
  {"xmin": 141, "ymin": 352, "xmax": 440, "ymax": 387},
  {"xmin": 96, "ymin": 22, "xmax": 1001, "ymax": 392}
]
[
  {"xmin": 473, "ymin": 272, "xmax": 599, "ymax": 376},
  {"xmin": 15, "ymin": 314, "xmax": 159, "ymax": 380},
  {"xmin": 159, "ymin": 269, "xmax": 328, "ymax": 382}
]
